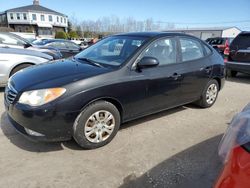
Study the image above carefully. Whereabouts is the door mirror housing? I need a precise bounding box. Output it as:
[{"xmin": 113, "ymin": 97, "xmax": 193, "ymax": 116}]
[{"xmin": 137, "ymin": 56, "xmax": 159, "ymax": 69}]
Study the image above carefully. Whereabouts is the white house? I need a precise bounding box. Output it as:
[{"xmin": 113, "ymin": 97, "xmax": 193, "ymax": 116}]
[{"xmin": 0, "ymin": 0, "xmax": 68, "ymax": 37}]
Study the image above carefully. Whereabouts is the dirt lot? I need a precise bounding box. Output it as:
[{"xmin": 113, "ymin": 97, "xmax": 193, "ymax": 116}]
[{"xmin": 1, "ymin": 75, "xmax": 250, "ymax": 188}]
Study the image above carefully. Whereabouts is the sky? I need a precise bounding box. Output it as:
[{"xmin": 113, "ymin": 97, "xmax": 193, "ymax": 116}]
[{"xmin": 0, "ymin": 0, "xmax": 250, "ymax": 30}]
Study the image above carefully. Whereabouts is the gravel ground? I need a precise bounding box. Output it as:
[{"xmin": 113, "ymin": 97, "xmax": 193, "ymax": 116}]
[{"xmin": 0, "ymin": 74, "xmax": 250, "ymax": 188}]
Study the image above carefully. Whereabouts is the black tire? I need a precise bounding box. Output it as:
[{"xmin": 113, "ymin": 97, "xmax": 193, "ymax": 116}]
[
  {"xmin": 196, "ymin": 79, "xmax": 219, "ymax": 108},
  {"xmin": 73, "ymin": 100, "xmax": 121, "ymax": 149},
  {"xmin": 10, "ymin": 64, "xmax": 32, "ymax": 77},
  {"xmin": 226, "ymin": 69, "xmax": 237, "ymax": 77}
]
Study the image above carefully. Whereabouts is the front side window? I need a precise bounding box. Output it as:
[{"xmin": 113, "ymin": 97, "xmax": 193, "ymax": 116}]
[
  {"xmin": 180, "ymin": 38, "xmax": 204, "ymax": 62},
  {"xmin": 140, "ymin": 38, "xmax": 177, "ymax": 65},
  {"xmin": 16, "ymin": 13, "xmax": 20, "ymax": 20},
  {"xmin": 75, "ymin": 36, "xmax": 148, "ymax": 66},
  {"xmin": 66, "ymin": 42, "xmax": 80, "ymax": 50},
  {"xmin": 32, "ymin": 14, "xmax": 37, "ymax": 21},
  {"xmin": 40, "ymin": 15, "xmax": 45, "ymax": 21}
]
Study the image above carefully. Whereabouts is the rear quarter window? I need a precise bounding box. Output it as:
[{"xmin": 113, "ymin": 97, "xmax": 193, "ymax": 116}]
[{"xmin": 231, "ymin": 33, "xmax": 250, "ymax": 49}]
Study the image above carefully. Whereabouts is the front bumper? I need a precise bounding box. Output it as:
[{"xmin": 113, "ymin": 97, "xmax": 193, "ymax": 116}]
[
  {"xmin": 226, "ymin": 61, "xmax": 250, "ymax": 74},
  {"xmin": 4, "ymin": 94, "xmax": 78, "ymax": 142}
]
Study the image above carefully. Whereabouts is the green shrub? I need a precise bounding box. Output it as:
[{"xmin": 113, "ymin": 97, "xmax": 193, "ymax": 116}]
[
  {"xmin": 68, "ymin": 30, "xmax": 78, "ymax": 39},
  {"xmin": 55, "ymin": 31, "xmax": 67, "ymax": 39}
]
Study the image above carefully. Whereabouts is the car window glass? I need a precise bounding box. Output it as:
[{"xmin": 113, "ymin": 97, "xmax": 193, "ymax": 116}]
[
  {"xmin": 0, "ymin": 33, "xmax": 25, "ymax": 46},
  {"xmin": 204, "ymin": 45, "xmax": 212, "ymax": 55},
  {"xmin": 48, "ymin": 42, "xmax": 66, "ymax": 49},
  {"xmin": 231, "ymin": 34, "xmax": 250, "ymax": 49},
  {"xmin": 75, "ymin": 36, "xmax": 147, "ymax": 66},
  {"xmin": 141, "ymin": 38, "xmax": 177, "ymax": 65},
  {"xmin": 180, "ymin": 38, "xmax": 204, "ymax": 62},
  {"xmin": 65, "ymin": 42, "xmax": 79, "ymax": 50}
]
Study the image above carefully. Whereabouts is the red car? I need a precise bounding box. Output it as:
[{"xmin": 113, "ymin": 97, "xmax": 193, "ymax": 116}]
[{"xmin": 215, "ymin": 104, "xmax": 250, "ymax": 188}]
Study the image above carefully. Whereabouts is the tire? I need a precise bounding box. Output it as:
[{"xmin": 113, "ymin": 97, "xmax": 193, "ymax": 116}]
[
  {"xmin": 10, "ymin": 64, "xmax": 32, "ymax": 77},
  {"xmin": 73, "ymin": 100, "xmax": 121, "ymax": 149},
  {"xmin": 226, "ymin": 69, "xmax": 237, "ymax": 77},
  {"xmin": 196, "ymin": 79, "xmax": 219, "ymax": 108}
]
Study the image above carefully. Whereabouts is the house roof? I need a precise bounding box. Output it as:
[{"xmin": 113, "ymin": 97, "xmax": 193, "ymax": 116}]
[
  {"xmin": 165, "ymin": 27, "xmax": 241, "ymax": 32},
  {"xmin": 6, "ymin": 4, "xmax": 66, "ymax": 17}
]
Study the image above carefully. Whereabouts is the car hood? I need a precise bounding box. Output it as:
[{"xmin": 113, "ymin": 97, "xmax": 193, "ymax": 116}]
[{"xmin": 10, "ymin": 58, "xmax": 111, "ymax": 92}]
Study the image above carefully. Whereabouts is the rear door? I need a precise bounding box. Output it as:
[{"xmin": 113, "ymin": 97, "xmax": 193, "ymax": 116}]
[
  {"xmin": 177, "ymin": 37, "xmax": 212, "ymax": 103},
  {"xmin": 229, "ymin": 33, "xmax": 250, "ymax": 62}
]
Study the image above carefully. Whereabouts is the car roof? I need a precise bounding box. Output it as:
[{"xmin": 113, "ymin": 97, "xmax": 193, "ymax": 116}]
[
  {"xmin": 114, "ymin": 31, "xmax": 196, "ymax": 38},
  {"xmin": 43, "ymin": 39, "xmax": 74, "ymax": 43},
  {"xmin": 0, "ymin": 47, "xmax": 52, "ymax": 59}
]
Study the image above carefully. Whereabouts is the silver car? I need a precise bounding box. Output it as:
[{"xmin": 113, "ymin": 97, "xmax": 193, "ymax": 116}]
[{"xmin": 0, "ymin": 48, "xmax": 52, "ymax": 87}]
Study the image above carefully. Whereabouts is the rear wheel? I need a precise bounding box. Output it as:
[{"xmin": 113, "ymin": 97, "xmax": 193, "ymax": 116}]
[
  {"xmin": 196, "ymin": 79, "xmax": 219, "ymax": 108},
  {"xmin": 226, "ymin": 69, "xmax": 237, "ymax": 77},
  {"xmin": 10, "ymin": 64, "xmax": 32, "ymax": 77},
  {"xmin": 73, "ymin": 100, "xmax": 121, "ymax": 149}
]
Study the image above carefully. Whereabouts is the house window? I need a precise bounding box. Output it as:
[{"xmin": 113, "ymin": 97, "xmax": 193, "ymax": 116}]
[
  {"xmin": 40, "ymin": 15, "xmax": 45, "ymax": 21},
  {"xmin": 10, "ymin": 13, "xmax": 14, "ymax": 20},
  {"xmin": 16, "ymin": 13, "xmax": 20, "ymax": 20},
  {"xmin": 23, "ymin": 13, "xmax": 27, "ymax": 20},
  {"xmin": 57, "ymin": 16, "xmax": 59, "ymax": 22},
  {"xmin": 32, "ymin": 14, "xmax": 37, "ymax": 21},
  {"xmin": 64, "ymin": 18, "xmax": 66, "ymax": 23},
  {"xmin": 60, "ymin": 17, "xmax": 62, "ymax": 23},
  {"xmin": 49, "ymin": 15, "xmax": 53, "ymax": 22}
]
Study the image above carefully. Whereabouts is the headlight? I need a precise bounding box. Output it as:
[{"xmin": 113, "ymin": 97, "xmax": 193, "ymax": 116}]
[{"xmin": 19, "ymin": 88, "xmax": 66, "ymax": 106}]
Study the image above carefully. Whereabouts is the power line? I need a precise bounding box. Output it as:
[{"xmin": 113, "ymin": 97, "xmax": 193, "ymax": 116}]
[{"xmin": 155, "ymin": 20, "xmax": 250, "ymax": 25}]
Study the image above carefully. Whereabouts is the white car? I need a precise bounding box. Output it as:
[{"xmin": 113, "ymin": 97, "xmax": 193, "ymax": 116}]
[{"xmin": 0, "ymin": 48, "xmax": 53, "ymax": 87}]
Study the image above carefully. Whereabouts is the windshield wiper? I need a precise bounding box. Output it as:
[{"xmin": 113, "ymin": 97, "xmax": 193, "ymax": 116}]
[{"xmin": 76, "ymin": 57, "xmax": 103, "ymax": 67}]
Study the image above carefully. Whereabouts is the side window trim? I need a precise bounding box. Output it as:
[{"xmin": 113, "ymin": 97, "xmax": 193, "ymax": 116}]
[{"xmin": 178, "ymin": 36, "xmax": 206, "ymax": 63}]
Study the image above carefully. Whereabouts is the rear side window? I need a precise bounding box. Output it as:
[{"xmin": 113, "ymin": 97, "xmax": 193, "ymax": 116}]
[
  {"xmin": 180, "ymin": 38, "xmax": 204, "ymax": 62},
  {"xmin": 48, "ymin": 42, "xmax": 66, "ymax": 49},
  {"xmin": 204, "ymin": 45, "xmax": 212, "ymax": 55},
  {"xmin": 231, "ymin": 33, "xmax": 250, "ymax": 49}
]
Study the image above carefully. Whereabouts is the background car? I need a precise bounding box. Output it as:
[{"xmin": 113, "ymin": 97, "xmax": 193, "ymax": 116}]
[
  {"xmin": 206, "ymin": 37, "xmax": 233, "ymax": 57},
  {"xmin": 215, "ymin": 103, "xmax": 250, "ymax": 188},
  {"xmin": 0, "ymin": 32, "xmax": 62, "ymax": 60},
  {"xmin": 225, "ymin": 31, "xmax": 250, "ymax": 77},
  {"xmin": 4, "ymin": 32, "xmax": 225, "ymax": 149},
  {"xmin": 33, "ymin": 39, "xmax": 83, "ymax": 58},
  {"xmin": 0, "ymin": 48, "xmax": 52, "ymax": 87}
]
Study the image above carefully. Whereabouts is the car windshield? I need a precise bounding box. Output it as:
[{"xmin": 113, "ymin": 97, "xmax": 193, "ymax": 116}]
[{"xmin": 75, "ymin": 35, "xmax": 148, "ymax": 66}]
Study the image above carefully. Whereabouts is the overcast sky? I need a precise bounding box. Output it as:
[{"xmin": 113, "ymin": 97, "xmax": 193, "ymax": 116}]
[{"xmin": 0, "ymin": 0, "xmax": 249, "ymax": 30}]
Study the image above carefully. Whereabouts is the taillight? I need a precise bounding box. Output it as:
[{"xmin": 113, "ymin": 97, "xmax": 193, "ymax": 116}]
[{"xmin": 223, "ymin": 39, "xmax": 230, "ymax": 63}]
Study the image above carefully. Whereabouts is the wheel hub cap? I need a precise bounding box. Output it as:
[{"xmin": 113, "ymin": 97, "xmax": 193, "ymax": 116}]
[
  {"xmin": 84, "ymin": 110, "xmax": 115, "ymax": 143},
  {"xmin": 206, "ymin": 83, "xmax": 218, "ymax": 105}
]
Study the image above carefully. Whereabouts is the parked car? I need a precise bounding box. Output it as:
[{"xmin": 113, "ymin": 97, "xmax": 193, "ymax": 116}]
[
  {"xmin": 33, "ymin": 39, "xmax": 83, "ymax": 58},
  {"xmin": 206, "ymin": 37, "xmax": 233, "ymax": 57},
  {"xmin": 225, "ymin": 32, "xmax": 250, "ymax": 77},
  {"xmin": 215, "ymin": 103, "xmax": 250, "ymax": 188},
  {"xmin": 0, "ymin": 32, "xmax": 62, "ymax": 60},
  {"xmin": 0, "ymin": 48, "xmax": 52, "ymax": 87},
  {"xmin": 4, "ymin": 32, "xmax": 225, "ymax": 149}
]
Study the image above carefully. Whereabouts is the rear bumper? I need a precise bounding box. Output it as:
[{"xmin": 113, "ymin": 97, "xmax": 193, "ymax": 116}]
[{"xmin": 226, "ymin": 61, "xmax": 250, "ymax": 74}]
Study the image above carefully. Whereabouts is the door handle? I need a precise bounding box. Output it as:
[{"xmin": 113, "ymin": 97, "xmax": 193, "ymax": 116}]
[
  {"xmin": 170, "ymin": 73, "xmax": 182, "ymax": 80},
  {"xmin": 200, "ymin": 66, "xmax": 212, "ymax": 73}
]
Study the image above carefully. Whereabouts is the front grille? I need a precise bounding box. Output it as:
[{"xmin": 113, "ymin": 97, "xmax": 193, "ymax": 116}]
[{"xmin": 5, "ymin": 83, "xmax": 18, "ymax": 104}]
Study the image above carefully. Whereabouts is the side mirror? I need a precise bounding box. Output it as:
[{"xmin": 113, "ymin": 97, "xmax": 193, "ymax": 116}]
[
  {"xmin": 24, "ymin": 43, "xmax": 32, "ymax": 48},
  {"xmin": 137, "ymin": 56, "xmax": 159, "ymax": 70}
]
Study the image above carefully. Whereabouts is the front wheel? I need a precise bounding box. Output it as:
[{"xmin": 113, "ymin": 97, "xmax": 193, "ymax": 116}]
[
  {"xmin": 73, "ymin": 100, "xmax": 121, "ymax": 149},
  {"xmin": 196, "ymin": 79, "xmax": 219, "ymax": 108}
]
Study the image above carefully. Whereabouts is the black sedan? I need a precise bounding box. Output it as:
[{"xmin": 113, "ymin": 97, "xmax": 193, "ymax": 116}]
[
  {"xmin": 33, "ymin": 39, "xmax": 82, "ymax": 58},
  {"xmin": 4, "ymin": 32, "xmax": 225, "ymax": 149}
]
